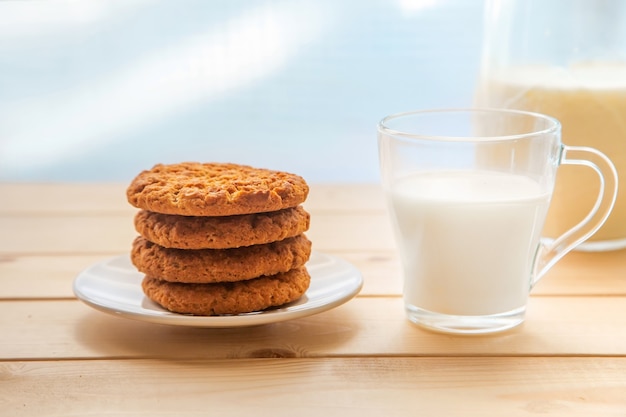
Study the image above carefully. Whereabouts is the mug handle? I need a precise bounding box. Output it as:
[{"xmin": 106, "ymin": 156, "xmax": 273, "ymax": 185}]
[{"xmin": 532, "ymin": 145, "xmax": 618, "ymax": 286}]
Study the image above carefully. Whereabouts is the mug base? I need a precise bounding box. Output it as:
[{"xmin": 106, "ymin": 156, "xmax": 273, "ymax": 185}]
[{"xmin": 405, "ymin": 305, "xmax": 526, "ymax": 335}]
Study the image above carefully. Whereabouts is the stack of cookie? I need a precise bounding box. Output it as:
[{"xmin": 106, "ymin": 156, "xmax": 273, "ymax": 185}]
[{"xmin": 126, "ymin": 162, "xmax": 312, "ymax": 316}]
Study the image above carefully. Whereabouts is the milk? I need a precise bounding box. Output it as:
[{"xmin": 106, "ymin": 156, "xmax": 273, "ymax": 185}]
[
  {"xmin": 476, "ymin": 63, "xmax": 626, "ymax": 245},
  {"xmin": 389, "ymin": 170, "xmax": 551, "ymax": 316}
]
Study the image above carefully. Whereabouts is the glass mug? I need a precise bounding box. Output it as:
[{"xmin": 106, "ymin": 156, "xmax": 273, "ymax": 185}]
[
  {"xmin": 378, "ymin": 109, "xmax": 618, "ymax": 334},
  {"xmin": 476, "ymin": 0, "xmax": 626, "ymax": 251}
]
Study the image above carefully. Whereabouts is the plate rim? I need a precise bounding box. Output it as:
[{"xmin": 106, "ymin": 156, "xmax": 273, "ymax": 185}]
[{"xmin": 73, "ymin": 251, "xmax": 363, "ymax": 328}]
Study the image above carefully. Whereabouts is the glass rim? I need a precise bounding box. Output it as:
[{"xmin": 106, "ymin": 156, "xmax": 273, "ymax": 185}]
[{"xmin": 377, "ymin": 108, "xmax": 561, "ymax": 142}]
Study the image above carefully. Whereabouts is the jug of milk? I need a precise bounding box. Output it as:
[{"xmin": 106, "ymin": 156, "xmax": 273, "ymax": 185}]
[{"xmin": 476, "ymin": 0, "xmax": 626, "ymax": 251}]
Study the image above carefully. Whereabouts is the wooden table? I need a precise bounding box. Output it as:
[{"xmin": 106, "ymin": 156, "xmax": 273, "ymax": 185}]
[{"xmin": 1, "ymin": 183, "xmax": 625, "ymax": 416}]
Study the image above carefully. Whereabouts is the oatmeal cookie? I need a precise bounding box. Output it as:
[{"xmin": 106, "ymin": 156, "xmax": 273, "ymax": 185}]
[
  {"xmin": 141, "ymin": 267, "xmax": 310, "ymax": 316},
  {"xmin": 131, "ymin": 234, "xmax": 312, "ymax": 283},
  {"xmin": 134, "ymin": 206, "xmax": 310, "ymax": 249},
  {"xmin": 126, "ymin": 162, "xmax": 309, "ymax": 216}
]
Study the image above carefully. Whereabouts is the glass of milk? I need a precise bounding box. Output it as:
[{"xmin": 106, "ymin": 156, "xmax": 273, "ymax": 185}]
[
  {"xmin": 476, "ymin": 0, "xmax": 626, "ymax": 251},
  {"xmin": 377, "ymin": 108, "xmax": 618, "ymax": 334}
]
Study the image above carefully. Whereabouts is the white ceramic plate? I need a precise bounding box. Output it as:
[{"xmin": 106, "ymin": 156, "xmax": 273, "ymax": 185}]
[{"xmin": 73, "ymin": 252, "xmax": 363, "ymax": 327}]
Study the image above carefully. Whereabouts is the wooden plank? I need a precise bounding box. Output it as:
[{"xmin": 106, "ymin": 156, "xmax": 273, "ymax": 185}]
[
  {"xmin": 0, "ymin": 183, "xmax": 387, "ymax": 214},
  {"xmin": 0, "ymin": 255, "xmax": 106, "ymax": 299},
  {"xmin": 3, "ymin": 250, "xmax": 625, "ymax": 300},
  {"xmin": 0, "ymin": 183, "xmax": 132, "ymax": 214},
  {"xmin": 2, "ymin": 211, "xmax": 624, "ymax": 283},
  {"xmin": 1, "ymin": 297, "xmax": 625, "ymax": 360},
  {"xmin": 0, "ymin": 253, "xmax": 400, "ymax": 299},
  {"xmin": 537, "ymin": 248, "xmax": 626, "ymax": 295},
  {"xmin": 348, "ymin": 249, "xmax": 626, "ymax": 296},
  {"xmin": 1, "ymin": 357, "xmax": 624, "ymax": 416},
  {"xmin": 0, "ymin": 212, "xmax": 395, "ymax": 254},
  {"xmin": 0, "ymin": 215, "xmax": 136, "ymax": 255}
]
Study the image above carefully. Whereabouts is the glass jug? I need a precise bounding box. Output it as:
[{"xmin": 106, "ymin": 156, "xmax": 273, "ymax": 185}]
[{"xmin": 476, "ymin": 0, "xmax": 626, "ymax": 251}]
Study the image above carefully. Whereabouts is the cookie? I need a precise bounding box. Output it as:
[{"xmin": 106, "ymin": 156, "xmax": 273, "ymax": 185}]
[
  {"xmin": 126, "ymin": 162, "xmax": 309, "ymax": 216},
  {"xmin": 141, "ymin": 267, "xmax": 311, "ymax": 316},
  {"xmin": 131, "ymin": 234, "xmax": 312, "ymax": 283},
  {"xmin": 134, "ymin": 206, "xmax": 310, "ymax": 249}
]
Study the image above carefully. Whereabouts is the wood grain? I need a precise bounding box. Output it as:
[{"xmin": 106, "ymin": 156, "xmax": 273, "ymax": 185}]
[
  {"xmin": 0, "ymin": 183, "xmax": 387, "ymax": 214},
  {"xmin": 1, "ymin": 183, "xmax": 625, "ymax": 416},
  {"xmin": 1, "ymin": 358, "xmax": 624, "ymax": 417},
  {"xmin": 0, "ymin": 255, "xmax": 106, "ymax": 299},
  {"xmin": 0, "ymin": 212, "xmax": 395, "ymax": 254},
  {"xmin": 3, "ymin": 250, "xmax": 625, "ymax": 300},
  {"xmin": 0, "ymin": 183, "xmax": 131, "ymax": 214},
  {"xmin": 2, "ymin": 296, "xmax": 625, "ymax": 360}
]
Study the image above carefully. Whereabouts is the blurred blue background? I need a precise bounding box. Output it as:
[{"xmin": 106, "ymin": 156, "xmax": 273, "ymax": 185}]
[{"xmin": 0, "ymin": 0, "xmax": 485, "ymax": 183}]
